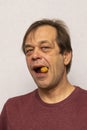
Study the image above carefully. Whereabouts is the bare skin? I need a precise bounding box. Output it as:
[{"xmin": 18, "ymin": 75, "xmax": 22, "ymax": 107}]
[{"xmin": 24, "ymin": 25, "xmax": 75, "ymax": 104}]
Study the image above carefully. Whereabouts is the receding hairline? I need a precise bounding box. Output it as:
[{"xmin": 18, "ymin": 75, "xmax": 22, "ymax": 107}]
[
  {"xmin": 25, "ymin": 24, "xmax": 58, "ymax": 43},
  {"xmin": 22, "ymin": 19, "xmax": 71, "ymax": 55},
  {"xmin": 23, "ymin": 19, "xmax": 70, "ymax": 42}
]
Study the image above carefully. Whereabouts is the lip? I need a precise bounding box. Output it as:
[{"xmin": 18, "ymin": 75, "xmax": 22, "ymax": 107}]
[
  {"xmin": 34, "ymin": 71, "xmax": 48, "ymax": 78},
  {"xmin": 31, "ymin": 65, "xmax": 49, "ymax": 78},
  {"xmin": 32, "ymin": 64, "xmax": 48, "ymax": 71}
]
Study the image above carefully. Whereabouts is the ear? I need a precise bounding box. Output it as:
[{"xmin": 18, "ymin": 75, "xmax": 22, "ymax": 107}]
[{"xmin": 63, "ymin": 51, "xmax": 72, "ymax": 65}]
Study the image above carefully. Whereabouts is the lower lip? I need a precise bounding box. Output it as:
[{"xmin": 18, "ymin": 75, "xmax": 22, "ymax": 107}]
[{"xmin": 34, "ymin": 71, "xmax": 48, "ymax": 78}]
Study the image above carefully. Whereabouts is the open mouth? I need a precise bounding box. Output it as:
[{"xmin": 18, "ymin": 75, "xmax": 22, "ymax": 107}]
[{"xmin": 33, "ymin": 66, "xmax": 48, "ymax": 73}]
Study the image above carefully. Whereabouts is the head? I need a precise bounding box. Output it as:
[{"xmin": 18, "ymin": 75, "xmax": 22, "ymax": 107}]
[
  {"xmin": 22, "ymin": 19, "xmax": 72, "ymax": 89},
  {"xmin": 22, "ymin": 19, "xmax": 72, "ymax": 73}
]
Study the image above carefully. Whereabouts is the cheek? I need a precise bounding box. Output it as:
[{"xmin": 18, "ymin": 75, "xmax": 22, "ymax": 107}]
[
  {"xmin": 53, "ymin": 56, "xmax": 64, "ymax": 71},
  {"xmin": 45, "ymin": 54, "xmax": 60, "ymax": 70},
  {"xmin": 43, "ymin": 55, "xmax": 51, "ymax": 66}
]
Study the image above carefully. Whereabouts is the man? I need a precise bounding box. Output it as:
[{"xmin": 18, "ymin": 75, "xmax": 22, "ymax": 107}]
[{"xmin": 0, "ymin": 19, "xmax": 87, "ymax": 130}]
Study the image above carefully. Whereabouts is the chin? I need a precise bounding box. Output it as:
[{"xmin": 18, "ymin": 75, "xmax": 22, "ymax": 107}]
[{"xmin": 38, "ymin": 84, "xmax": 53, "ymax": 91}]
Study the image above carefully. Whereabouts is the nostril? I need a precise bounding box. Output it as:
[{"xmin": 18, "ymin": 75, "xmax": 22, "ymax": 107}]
[
  {"xmin": 32, "ymin": 57, "xmax": 41, "ymax": 61},
  {"xmin": 32, "ymin": 55, "xmax": 42, "ymax": 61}
]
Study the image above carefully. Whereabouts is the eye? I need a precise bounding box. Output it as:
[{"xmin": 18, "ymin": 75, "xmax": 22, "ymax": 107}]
[
  {"xmin": 41, "ymin": 46, "xmax": 51, "ymax": 52},
  {"xmin": 25, "ymin": 47, "xmax": 34, "ymax": 55}
]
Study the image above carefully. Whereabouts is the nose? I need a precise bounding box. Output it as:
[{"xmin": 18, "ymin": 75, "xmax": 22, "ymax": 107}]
[{"xmin": 32, "ymin": 48, "xmax": 42, "ymax": 61}]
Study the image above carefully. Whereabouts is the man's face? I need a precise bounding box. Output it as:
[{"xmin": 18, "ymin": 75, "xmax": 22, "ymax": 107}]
[{"xmin": 24, "ymin": 25, "xmax": 69, "ymax": 90}]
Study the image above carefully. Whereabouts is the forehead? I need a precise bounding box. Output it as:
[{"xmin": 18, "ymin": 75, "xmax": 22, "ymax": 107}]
[{"xmin": 25, "ymin": 25, "xmax": 57, "ymax": 43}]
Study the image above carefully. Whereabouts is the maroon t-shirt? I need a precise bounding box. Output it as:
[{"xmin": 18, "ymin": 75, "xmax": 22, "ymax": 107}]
[{"xmin": 0, "ymin": 86, "xmax": 87, "ymax": 130}]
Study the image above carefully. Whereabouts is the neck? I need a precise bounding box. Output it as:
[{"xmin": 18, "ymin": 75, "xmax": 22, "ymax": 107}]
[{"xmin": 38, "ymin": 80, "xmax": 75, "ymax": 104}]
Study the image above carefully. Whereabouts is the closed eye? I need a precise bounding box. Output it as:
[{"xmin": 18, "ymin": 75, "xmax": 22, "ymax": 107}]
[
  {"xmin": 41, "ymin": 46, "xmax": 51, "ymax": 52},
  {"xmin": 25, "ymin": 48, "xmax": 34, "ymax": 55}
]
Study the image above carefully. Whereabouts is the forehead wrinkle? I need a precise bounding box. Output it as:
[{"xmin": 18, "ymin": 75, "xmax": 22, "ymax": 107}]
[
  {"xmin": 26, "ymin": 25, "xmax": 57, "ymax": 41},
  {"xmin": 25, "ymin": 32, "xmax": 50, "ymax": 47},
  {"xmin": 25, "ymin": 25, "xmax": 58, "ymax": 48}
]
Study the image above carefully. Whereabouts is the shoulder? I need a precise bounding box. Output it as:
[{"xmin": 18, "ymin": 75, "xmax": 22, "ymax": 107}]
[
  {"xmin": 74, "ymin": 86, "xmax": 87, "ymax": 104},
  {"xmin": 0, "ymin": 89, "xmax": 38, "ymax": 128},
  {"xmin": 77, "ymin": 86, "xmax": 87, "ymax": 96},
  {"xmin": 4, "ymin": 89, "xmax": 37, "ymax": 111}
]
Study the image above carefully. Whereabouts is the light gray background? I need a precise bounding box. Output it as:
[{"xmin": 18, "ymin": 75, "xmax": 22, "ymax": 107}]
[{"xmin": 0, "ymin": 0, "xmax": 87, "ymax": 111}]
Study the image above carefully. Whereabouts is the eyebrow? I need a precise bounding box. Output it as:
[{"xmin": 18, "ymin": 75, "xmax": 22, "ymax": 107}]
[
  {"xmin": 24, "ymin": 40, "xmax": 51, "ymax": 48},
  {"xmin": 24, "ymin": 44, "xmax": 32, "ymax": 48},
  {"xmin": 38, "ymin": 40, "xmax": 50, "ymax": 44}
]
